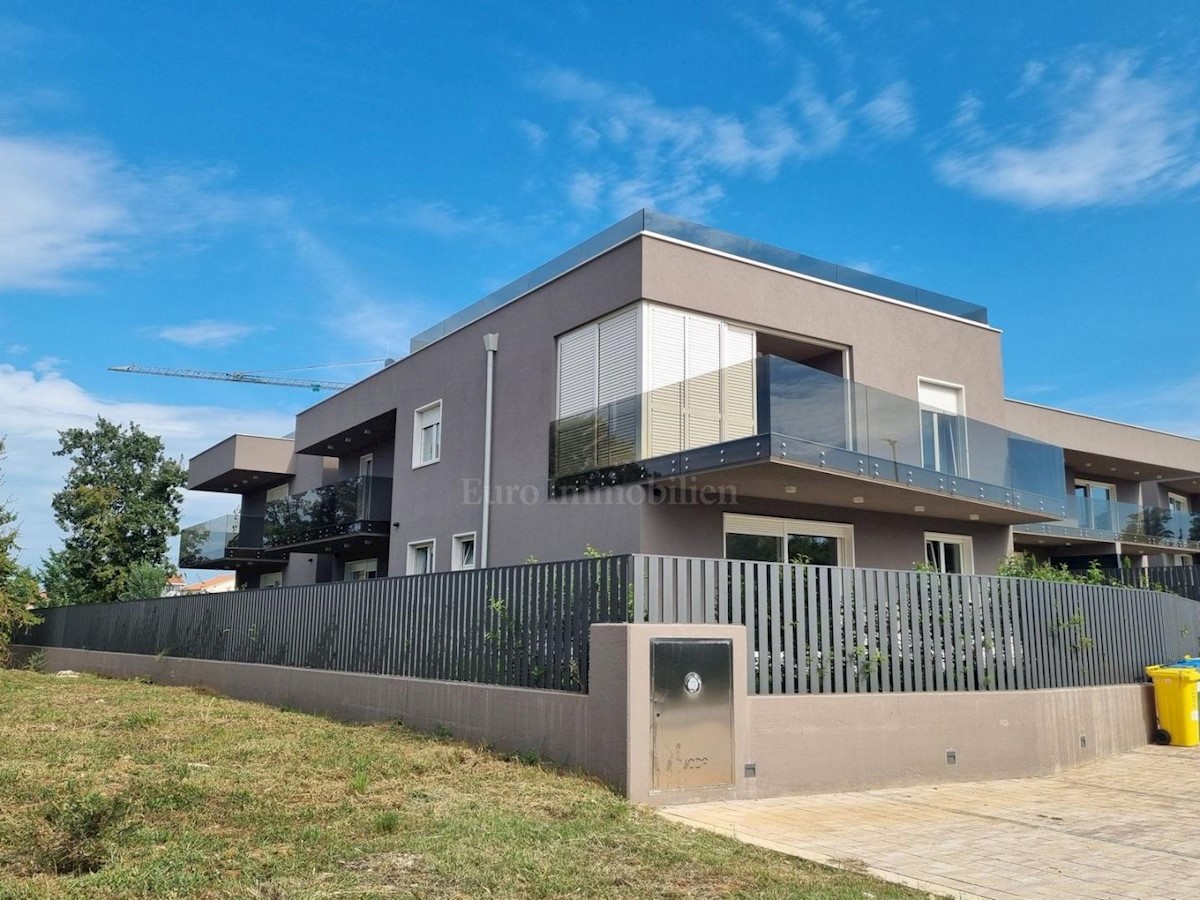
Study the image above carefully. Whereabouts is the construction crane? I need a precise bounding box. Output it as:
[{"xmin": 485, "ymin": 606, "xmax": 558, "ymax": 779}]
[{"xmin": 109, "ymin": 364, "xmax": 353, "ymax": 392}]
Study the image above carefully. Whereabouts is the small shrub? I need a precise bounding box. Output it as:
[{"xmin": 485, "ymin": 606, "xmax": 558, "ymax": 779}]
[
  {"xmin": 22, "ymin": 649, "xmax": 47, "ymax": 673},
  {"xmin": 515, "ymin": 749, "xmax": 541, "ymax": 767},
  {"xmin": 373, "ymin": 811, "xmax": 401, "ymax": 834},
  {"xmin": 431, "ymin": 723, "xmax": 452, "ymax": 740}
]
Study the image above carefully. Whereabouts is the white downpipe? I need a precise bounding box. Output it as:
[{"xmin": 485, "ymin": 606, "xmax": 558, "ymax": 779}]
[{"xmin": 480, "ymin": 333, "xmax": 499, "ymax": 567}]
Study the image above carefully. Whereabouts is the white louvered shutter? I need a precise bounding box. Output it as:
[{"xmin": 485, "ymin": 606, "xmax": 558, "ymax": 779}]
[
  {"xmin": 596, "ymin": 306, "xmax": 640, "ymax": 464},
  {"xmin": 684, "ymin": 315, "xmax": 722, "ymax": 449},
  {"xmin": 557, "ymin": 326, "xmax": 597, "ymax": 418},
  {"xmin": 646, "ymin": 306, "xmax": 686, "ymax": 456},
  {"xmin": 721, "ymin": 324, "xmax": 756, "ymax": 440}
]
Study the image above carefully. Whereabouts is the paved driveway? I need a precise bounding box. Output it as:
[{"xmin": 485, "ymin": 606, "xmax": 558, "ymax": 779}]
[{"xmin": 661, "ymin": 746, "xmax": 1200, "ymax": 899}]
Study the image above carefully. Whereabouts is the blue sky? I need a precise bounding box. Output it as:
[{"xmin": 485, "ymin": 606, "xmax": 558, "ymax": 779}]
[{"xmin": 2, "ymin": 1, "xmax": 1199, "ymax": 570}]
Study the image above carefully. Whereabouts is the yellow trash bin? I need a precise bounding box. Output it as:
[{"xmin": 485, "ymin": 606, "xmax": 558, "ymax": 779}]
[{"xmin": 1145, "ymin": 664, "xmax": 1200, "ymax": 747}]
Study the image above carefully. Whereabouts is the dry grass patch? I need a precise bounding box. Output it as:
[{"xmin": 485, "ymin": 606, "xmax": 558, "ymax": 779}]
[{"xmin": 0, "ymin": 669, "xmax": 933, "ymax": 898}]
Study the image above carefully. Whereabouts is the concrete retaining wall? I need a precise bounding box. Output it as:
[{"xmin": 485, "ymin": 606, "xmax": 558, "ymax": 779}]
[
  {"xmin": 10, "ymin": 646, "xmax": 594, "ymax": 771},
  {"xmin": 743, "ymin": 684, "xmax": 1156, "ymax": 798},
  {"xmin": 13, "ymin": 634, "xmax": 1157, "ymax": 806}
]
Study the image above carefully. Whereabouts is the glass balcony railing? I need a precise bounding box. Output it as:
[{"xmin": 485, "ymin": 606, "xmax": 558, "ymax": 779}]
[
  {"xmin": 549, "ymin": 355, "xmax": 1067, "ymax": 514},
  {"xmin": 263, "ymin": 476, "xmax": 392, "ymax": 549},
  {"xmin": 1017, "ymin": 498, "xmax": 1200, "ymax": 549},
  {"xmin": 178, "ymin": 513, "xmax": 265, "ymax": 568}
]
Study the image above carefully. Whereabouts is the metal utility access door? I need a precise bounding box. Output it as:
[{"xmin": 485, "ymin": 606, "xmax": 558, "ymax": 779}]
[{"xmin": 650, "ymin": 638, "xmax": 734, "ymax": 792}]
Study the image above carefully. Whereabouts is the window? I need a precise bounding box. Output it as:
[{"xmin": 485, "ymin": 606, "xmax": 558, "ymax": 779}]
[
  {"xmin": 344, "ymin": 558, "xmax": 378, "ymax": 581},
  {"xmin": 1169, "ymin": 493, "xmax": 1190, "ymax": 513},
  {"xmin": 644, "ymin": 305, "xmax": 756, "ymax": 456},
  {"xmin": 358, "ymin": 453, "xmax": 374, "ymax": 519},
  {"xmin": 265, "ymin": 483, "xmax": 289, "ymax": 504},
  {"xmin": 452, "ymin": 532, "xmax": 477, "ymax": 570},
  {"xmin": 259, "ymin": 571, "xmax": 283, "ymax": 588},
  {"xmin": 1173, "ymin": 554, "xmax": 1195, "ymax": 567},
  {"xmin": 924, "ymin": 533, "xmax": 975, "ymax": 575},
  {"xmin": 407, "ymin": 540, "xmax": 435, "ymax": 575},
  {"xmin": 412, "ymin": 401, "xmax": 442, "ymax": 467},
  {"xmin": 918, "ymin": 379, "xmax": 966, "ymax": 477},
  {"xmin": 1074, "ymin": 480, "xmax": 1116, "ymax": 531},
  {"xmin": 723, "ymin": 514, "xmax": 854, "ymax": 566}
]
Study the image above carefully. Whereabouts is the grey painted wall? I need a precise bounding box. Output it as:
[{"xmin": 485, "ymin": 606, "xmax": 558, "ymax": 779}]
[{"xmin": 639, "ymin": 495, "xmax": 1012, "ymax": 574}]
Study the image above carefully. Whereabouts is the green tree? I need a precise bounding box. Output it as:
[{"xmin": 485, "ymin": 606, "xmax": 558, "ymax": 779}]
[
  {"xmin": 48, "ymin": 417, "xmax": 187, "ymax": 605},
  {"xmin": 120, "ymin": 561, "xmax": 169, "ymax": 601},
  {"xmin": 0, "ymin": 438, "xmax": 42, "ymax": 661}
]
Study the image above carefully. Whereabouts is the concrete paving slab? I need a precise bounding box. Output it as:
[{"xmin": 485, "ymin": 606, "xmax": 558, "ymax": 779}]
[{"xmin": 660, "ymin": 745, "xmax": 1200, "ymax": 900}]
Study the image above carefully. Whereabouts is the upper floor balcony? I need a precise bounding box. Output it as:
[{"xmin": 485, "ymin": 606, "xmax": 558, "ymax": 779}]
[
  {"xmin": 179, "ymin": 512, "xmax": 277, "ymax": 573},
  {"xmin": 1015, "ymin": 497, "xmax": 1200, "ymax": 552},
  {"xmin": 187, "ymin": 434, "xmax": 296, "ymax": 493},
  {"xmin": 549, "ymin": 355, "xmax": 1067, "ymax": 523},
  {"xmin": 262, "ymin": 475, "xmax": 392, "ymax": 554}
]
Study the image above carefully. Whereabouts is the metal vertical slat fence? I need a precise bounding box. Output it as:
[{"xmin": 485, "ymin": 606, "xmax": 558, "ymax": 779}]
[
  {"xmin": 20, "ymin": 556, "xmax": 632, "ymax": 693},
  {"xmin": 629, "ymin": 555, "xmax": 1200, "ymax": 696}
]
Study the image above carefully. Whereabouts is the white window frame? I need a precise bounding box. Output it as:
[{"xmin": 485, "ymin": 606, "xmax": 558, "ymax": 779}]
[
  {"xmin": 452, "ymin": 532, "xmax": 477, "ymax": 571},
  {"xmin": 723, "ymin": 513, "xmax": 855, "ymax": 566},
  {"xmin": 344, "ymin": 558, "xmax": 379, "ymax": 581},
  {"xmin": 265, "ymin": 483, "xmax": 289, "ymax": 503},
  {"xmin": 1074, "ymin": 478, "xmax": 1117, "ymax": 529},
  {"xmin": 924, "ymin": 532, "xmax": 975, "ymax": 575},
  {"xmin": 412, "ymin": 400, "xmax": 443, "ymax": 468},
  {"xmin": 917, "ymin": 377, "xmax": 968, "ymax": 477},
  {"xmin": 407, "ymin": 539, "xmax": 436, "ymax": 575},
  {"xmin": 1168, "ymin": 492, "xmax": 1190, "ymax": 513},
  {"xmin": 259, "ymin": 571, "xmax": 283, "ymax": 588},
  {"xmin": 1173, "ymin": 554, "xmax": 1194, "ymax": 567}
]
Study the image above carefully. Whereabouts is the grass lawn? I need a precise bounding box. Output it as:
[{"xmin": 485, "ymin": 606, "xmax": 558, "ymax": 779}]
[{"xmin": 0, "ymin": 669, "xmax": 932, "ymax": 899}]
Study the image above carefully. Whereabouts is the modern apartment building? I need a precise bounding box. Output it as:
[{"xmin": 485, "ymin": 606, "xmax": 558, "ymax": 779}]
[{"xmin": 180, "ymin": 210, "xmax": 1200, "ymax": 586}]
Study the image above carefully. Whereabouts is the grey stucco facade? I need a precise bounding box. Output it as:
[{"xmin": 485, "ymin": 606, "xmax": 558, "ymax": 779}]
[{"xmin": 179, "ymin": 211, "xmax": 1200, "ymax": 585}]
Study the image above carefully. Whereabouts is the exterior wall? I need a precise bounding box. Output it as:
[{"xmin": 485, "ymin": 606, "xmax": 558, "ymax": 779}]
[
  {"xmin": 1005, "ymin": 399, "xmax": 1200, "ymax": 473},
  {"xmin": 641, "ymin": 235, "xmax": 1009, "ymax": 423},
  {"xmin": 294, "ymin": 238, "xmax": 648, "ymax": 572},
  {"xmin": 12, "ymin": 628, "xmax": 1156, "ymax": 806},
  {"xmin": 744, "ymin": 684, "xmax": 1155, "ymax": 797},
  {"xmin": 639, "ymin": 496, "xmax": 1013, "ymax": 574},
  {"xmin": 16, "ymin": 647, "xmax": 594, "ymax": 771}
]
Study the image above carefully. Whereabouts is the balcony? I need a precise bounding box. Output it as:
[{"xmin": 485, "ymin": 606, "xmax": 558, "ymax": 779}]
[
  {"xmin": 187, "ymin": 434, "xmax": 295, "ymax": 493},
  {"xmin": 178, "ymin": 513, "xmax": 278, "ymax": 572},
  {"xmin": 549, "ymin": 355, "xmax": 1067, "ymax": 522},
  {"xmin": 262, "ymin": 475, "xmax": 392, "ymax": 554},
  {"xmin": 1015, "ymin": 498, "xmax": 1200, "ymax": 552}
]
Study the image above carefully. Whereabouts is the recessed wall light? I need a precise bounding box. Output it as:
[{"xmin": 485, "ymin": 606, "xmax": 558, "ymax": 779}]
[
  {"xmin": 852, "ymin": 496, "xmax": 865, "ymax": 504},
  {"xmin": 969, "ymin": 514, "xmax": 980, "ymax": 521},
  {"xmin": 784, "ymin": 486, "xmax": 797, "ymax": 494},
  {"xmin": 1109, "ymin": 467, "xmax": 1117, "ymax": 472},
  {"xmin": 914, "ymin": 505, "xmax": 925, "ymax": 512}
]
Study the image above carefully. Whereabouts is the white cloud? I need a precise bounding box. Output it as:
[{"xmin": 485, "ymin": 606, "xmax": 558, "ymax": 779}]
[
  {"xmin": 288, "ymin": 228, "xmax": 414, "ymax": 358},
  {"xmin": 528, "ymin": 65, "xmax": 852, "ymax": 217},
  {"xmin": 0, "ymin": 131, "xmax": 287, "ymax": 292},
  {"xmin": 567, "ymin": 171, "xmax": 603, "ymax": 210},
  {"xmin": 0, "ymin": 361, "xmax": 295, "ymax": 570},
  {"xmin": 514, "ymin": 118, "xmax": 548, "ymax": 151},
  {"xmin": 860, "ymin": 80, "xmax": 915, "ymax": 138},
  {"xmin": 154, "ymin": 320, "xmax": 257, "ymax": 348},
  {"xmin": 937, "ymin": 54, "xmax": 1200, "ymax": 208}
]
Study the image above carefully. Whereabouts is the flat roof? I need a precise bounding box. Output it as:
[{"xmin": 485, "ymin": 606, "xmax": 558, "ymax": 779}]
[{"xmin": 409, "ymin": 209, "xmax": 989, "ymax": 353}]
